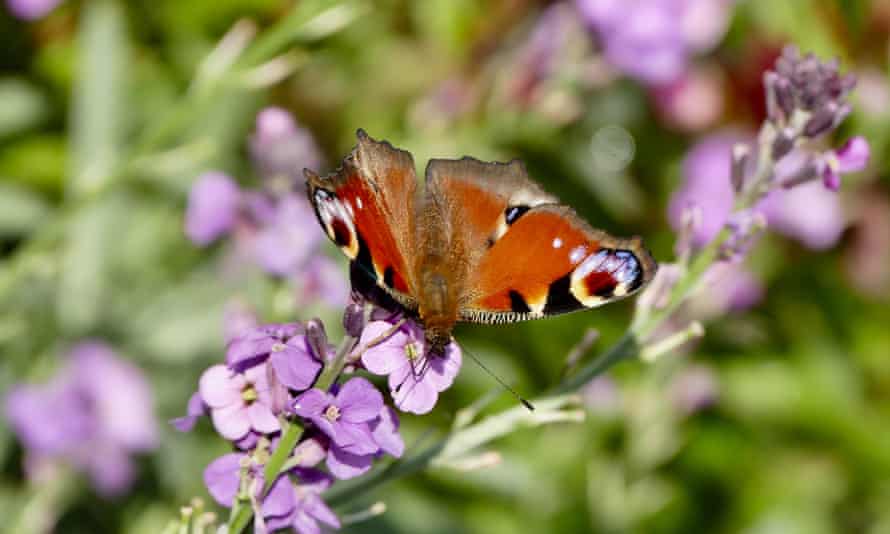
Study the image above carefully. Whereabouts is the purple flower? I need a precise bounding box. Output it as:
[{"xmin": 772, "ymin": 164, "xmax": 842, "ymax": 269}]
[
  {"xmin": 6, "ymin": 0, "xmax": 62, "ymax": 20},
  {"xmin": 185, "ymin": 172, "xmax": 241, "ymax": 246},
  {"xmin": 323, "ymin": 404, "xmax": 405, "ymax": 480},
  {"xmin": 579, "ymin": 0, "xmax": 686, "ymax": 84},
  {"xmin": 759, "ymin": 180, "xmax": 845, "ymax": 251},
  {"xmin": 199, "ymin": 363, "xmax": 282, "ymax": 441},
  {"xmin": 293, "ymin": 377, "xmax": 383, "ymax": 456},
  {"xmin": 226, "ymin": 323, "xmax": 323, "ymax": 392},
  {"xmin": 203, "ymin": 451, "xmax": 315, "ymax": 530},
  {"xmin": 652, "ymin": 64, "xmax": 725, "ymax": 132},
  {"xmin": 359, "ymin": 321, "xmax": 462, "ymax": 415},
  {"xmin": 4, "ymin": 342, "xmax": 157, "ymax": 496},
  {"xmin": 253, "ymin": 195, "xmax": 323, "ymax": 276},
  {"xmin": 264, "ymin": 469, "xmax": 340, "ymax": 534},
  {"xmin": 295, "ymin": 256, "xmax": 350, "ymax": 309},
  {"xmin": 668, "ymin": 132, "xmax": 742, "ymax": 246},
  {"xmin": 821, "ymin": 136, "xmax": 869, "ymax": 191},
  {"xmin": 249, "ymin": 107, "xmax": 323, "ymax": 186},
  {"xmin": 204, "ymin": 452, "xmax": 251, "ymax": 507},
  {"xmin": 669, "ymin": 132, "xmax": 855, "ymax": 251}
]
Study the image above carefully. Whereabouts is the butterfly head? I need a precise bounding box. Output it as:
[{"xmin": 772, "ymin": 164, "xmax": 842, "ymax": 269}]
[{"xmin": 425, "ymin": 326, "xmax": 453, "ymax": 357}]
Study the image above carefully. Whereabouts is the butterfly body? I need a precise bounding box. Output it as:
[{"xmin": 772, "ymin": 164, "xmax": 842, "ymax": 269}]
[{"xmin": 306, "ymin": 130, "xmax": 657, "ymax": 354}]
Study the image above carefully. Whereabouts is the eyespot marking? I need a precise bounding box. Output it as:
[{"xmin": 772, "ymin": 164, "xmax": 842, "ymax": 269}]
[
  {"xmin": 331, "ymin": 218, "xmax": 352, "ymax": 248},
  {"xmin": 569, "ymin": 245, "xmax": 587, "ymax": 264}
]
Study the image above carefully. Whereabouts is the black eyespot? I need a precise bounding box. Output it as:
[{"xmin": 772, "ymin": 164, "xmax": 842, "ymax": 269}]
[{"xmin": 504, "ymin": 205, "xmax": 531, "ymax": 225}]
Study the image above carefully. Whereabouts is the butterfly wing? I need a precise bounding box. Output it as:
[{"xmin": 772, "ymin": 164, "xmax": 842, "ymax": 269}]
[
  {"xmin": 306, "ymin": 130, "xmax": 419, "ymax": 311},
  {"xmin": 424, "ymin": 158, "xmax": 656, "ymax": 324}
]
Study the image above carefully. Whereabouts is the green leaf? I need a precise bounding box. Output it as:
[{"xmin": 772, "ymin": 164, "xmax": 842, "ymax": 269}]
[
  {"xmin": 0, "ymin": 78, "xmax": 49, "ymax": 139},
  {"xmin": 0, "ymin": 184, "xmax": 51, "ymax": 237},
  {"xmin": 67, "ymin": 0, "xmax": 129, "ymax": 198}
]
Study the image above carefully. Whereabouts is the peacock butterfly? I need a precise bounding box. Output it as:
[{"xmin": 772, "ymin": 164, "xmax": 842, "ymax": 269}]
[{"xmin": 305, "ymin": 130, "xmax": 657, "ymax": 354}]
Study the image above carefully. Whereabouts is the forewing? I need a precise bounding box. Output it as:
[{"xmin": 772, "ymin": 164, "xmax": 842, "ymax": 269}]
[{"xmin": 306, "ymin": 130, "xmax": 418, "ymax": 310}]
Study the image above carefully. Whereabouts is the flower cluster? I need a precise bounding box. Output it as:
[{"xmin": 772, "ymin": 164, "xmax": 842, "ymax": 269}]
[
  {"xmin": 3, "ymin": 342, "xmax": 158, "ymax": 496},
  {"xmin": 576, "ymin": 0, "xmax": 733, "ymax": 85},
  {"xmin": 640, "ymin": 46, "xmax": 870, "ymax": 344},
  {"xmin": 184, "ymin": 107, "xmax": 347, "ymax": 308},
  {"xmin": 174, "ymin": 305, "xmax": 462, "ymax": 532}
]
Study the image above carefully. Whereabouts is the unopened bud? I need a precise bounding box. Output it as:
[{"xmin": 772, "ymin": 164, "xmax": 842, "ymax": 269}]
[
  {"xmin": 306, "ymin": 319, "xmax": 330, "ymax": 361},
  {"xmin": 802, "ymin": 102, "xmax": 838, "ymax": 138},
  {"xmin": 731, "ymin": 143, "xmax": 750, "ymax": 193},
  {"xmin": 771, "ymin": 128, "xmax": 795, "ymax": 160},
  {"xmin": 342, "ymin": 303, "xmax": 366, "ymax": 338}
]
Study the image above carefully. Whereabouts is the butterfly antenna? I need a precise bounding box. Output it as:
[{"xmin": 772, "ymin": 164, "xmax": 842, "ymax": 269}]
[{"xmin": 460, "ymin": 344, "xmax": 535, "ymax": 411}]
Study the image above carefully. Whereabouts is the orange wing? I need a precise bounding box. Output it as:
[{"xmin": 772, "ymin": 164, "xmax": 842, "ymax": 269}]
[{"xmin": 306, "ymin": 130, "xmax": 418, "ymax": 309}]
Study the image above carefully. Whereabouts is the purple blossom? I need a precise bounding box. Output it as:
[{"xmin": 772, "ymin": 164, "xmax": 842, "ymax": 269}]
[
  {"xmin": 264, "ymin": 469, "xmax": 340, "ymax": 534},
  {"xmin": 652, "ymin": 64, "xmax": 725, "ymax": 132},
  {"xmin": 6, "ymin": 0, "xmax": 62, "ymax": 20},
  {"xmin": 821, "ymin": 136, "xmax": 869, "ymax": 191},
  {"xmin": 759, "ymin": 180, "xmax": 845, "ymax": 251},
  {"xmin": 669, "ymin": 132, "xmax": 857, "ymax": 251},
  {"xmin": 359, "ymin": 321, "xmax": 462, "ymax": 415},
  {"xmin": 4, "ymin": 342, "xmax": 157, "ymax": 496},
  {"xmin": 668, "ymin": 132, "xmax": 743, "ymax": 246},
  {"xmin": 226, "ymin": 323, "xmax": 324, "ymax": 393},
  {"xmin": 185, "ymin": 172, "xmax": 241, "ymax": 246},
  {"xmin": 293, "ymin": 377, "xmax": 383, "ymax": 456},
  {"xmin": 198, "ymin": 363, "xmax": 283, "ymax": 441},
  {"xmin": 226, "ymin": 323, "xmax": 302, "ymax": 371},
  {"xmin": 249, "ymin": 107, "xmax": 323, "ymax": 186},
  {"xmin": 253, "ymin": 195, "xmax": 323, "ymax": 276},
  {"xmin": 296, "ymin": 256, "xmax": 351, "ymax": 309},
  {"xmin": 204, "ymin": 452, "xmax": 251, "ymax": 507},
  {"xmin": 576, "ymin": 0, "xmax": 732, "ymax": 85},
  {"xmin": 323, "ymin": 404, "xmax": 405, "ymax": 480}
]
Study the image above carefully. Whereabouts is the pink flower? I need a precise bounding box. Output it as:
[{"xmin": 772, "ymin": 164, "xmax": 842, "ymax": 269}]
[
  {"xmin": 358, "ymin": 321, "xmax": 462, "ymax": 415},
  {"xmin": 199, "ymin": 363, "xmax": 281, "ymax": 441},
  {"xmin": 821, "ymin": 136, "xmax": 870, "ymax": 191}
]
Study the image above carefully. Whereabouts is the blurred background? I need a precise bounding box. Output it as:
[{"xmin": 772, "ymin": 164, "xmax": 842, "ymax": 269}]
[{"xmin": 1, "ymin": 0, "xmax": 889, "ymax": 532}]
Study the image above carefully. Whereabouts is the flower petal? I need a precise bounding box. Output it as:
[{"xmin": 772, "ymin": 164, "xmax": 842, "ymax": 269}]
[
  {"xmin": 270, "ymin": 341, "xmax": 321, "ymax": 391},
  {"xmin": 330, "ymin": 421, "xmax": 379, "ymax": 455},
  {"xmin": 326, "ymin": 446, "xmax": 373, "ymax": 480},
  {"xmin": 261, "ymin": 474, "xmax": 297, "ymax": 519},
  {"xmin": 247, "ymin": 402, "xmax": 280, "ymax": 434},
  {"xmin": 292, "ymin": 389, "xmax": 330, "ymax": 419},
  {"xmin": 424, "ymin": 343, "xmax": 463, "ymax": 392},
  {"xmin": 336, "ymin": 377, "xmax": 384, "ymax": 423},
  {"xmin": 203, "ymin": 453, "xmax": 244, "ymax": 507},
  {"xmin": 390, "ymin": 372, "xmax": 439, "ymax": 415},
  {"xmin": 199, "ymin": 365, "xmax": 243, "ymax": 408},
  {"xmin": 304, "ymin": 493, "xmax": 341, "ymax": 528},
  {"xmin": 359, "ymin": 322, "xmax": 410, "ymax": 375},
  {"xmin": 370, "ymin": 406, "xmax": 405, "ymax": 458},
  {"xmin": 835, "ymin": 136, "xmax": 870, "ymax": 173},
  {"xmin": 211, "ymin": 403, "xmax": 251, "ymax": 440}
]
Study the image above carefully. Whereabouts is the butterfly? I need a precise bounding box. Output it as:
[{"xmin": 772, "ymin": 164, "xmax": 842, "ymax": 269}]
[{"xmin": 305, "ymin": 130, "xmax": 657, "ymax": 355}]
